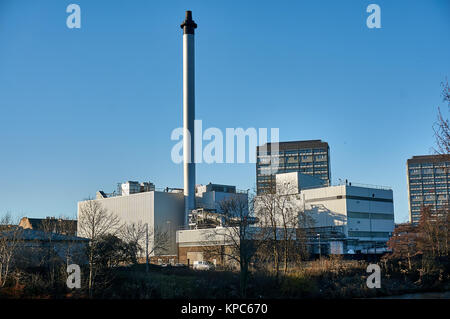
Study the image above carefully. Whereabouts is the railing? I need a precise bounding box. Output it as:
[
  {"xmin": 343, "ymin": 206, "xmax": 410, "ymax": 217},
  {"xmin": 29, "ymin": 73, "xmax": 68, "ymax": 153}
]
[{"xmin": 334, "ymin": 182, "xmax": 392, "ymax": 191}]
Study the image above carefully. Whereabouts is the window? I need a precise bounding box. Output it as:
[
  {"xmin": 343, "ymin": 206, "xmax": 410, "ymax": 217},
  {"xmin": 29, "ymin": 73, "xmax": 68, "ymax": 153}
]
[
  {"xmin": 348, "ymin": 231, "xmax": 391, "ymax": 238},
  {"xmin": 315, "ymin": 154, "xmax": 326, "ymax": 161},
  {"xmin": 347, "ymin": 212, "xmax": 394, "ymax": 220}
]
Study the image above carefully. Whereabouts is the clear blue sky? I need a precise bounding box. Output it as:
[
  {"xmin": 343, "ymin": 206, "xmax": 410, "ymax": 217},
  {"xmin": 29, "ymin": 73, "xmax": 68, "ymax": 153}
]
[{"xmin": 0, "ymin": 0, "xmax": 449, "ymax": 223}]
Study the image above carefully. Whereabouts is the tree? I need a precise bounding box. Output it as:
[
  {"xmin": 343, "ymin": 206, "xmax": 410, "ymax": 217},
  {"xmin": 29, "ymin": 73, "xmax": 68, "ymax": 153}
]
[
  {"xmin": 386, "ymin": 223, "xmax": 419, "ymax": 270},
  {"xmin": 387, "ymin": 205, "xmax": 449, "ymax": 272},
  {"xmin": 204, "ymin": 194, "xmax": 264, "ymax": 297},
  {"xmin": 40, "ymin": 215, "xmax": 77, "ymax": 236},
  {"xmin": 92, "ymin": 234, "xmax": 137, "ymax": 268},
  {"xmin": 37, "ymin": 215, "xmax": 80, "ymax": 286},
  {"xmin": 119, "ymin": 221, "xmax": 147, "ymax": 260},
  {"xmin": 433, "ymin": 79, "xmax": 450, "ymax": 156},
  {"xmin": 417, "ymin": 205, "xmax": 449, "ymax": 258},
  {"xmin": 88, "ymin": 234, "xmax": 137, "ymax": 296},
  {"xmin": 77, "ymin": 199, "xmax": 121, "ymax": 297},
  {"xmin": 255, "ymin": 182, "xmax": 314, "ymax": 277},
  {"xmin": 0, "ymin": 213, "xmax": 23, "ymax": 287},
  {"xmin": 119, "ymin": 221, "xmax": 170, "ymax": 269}
]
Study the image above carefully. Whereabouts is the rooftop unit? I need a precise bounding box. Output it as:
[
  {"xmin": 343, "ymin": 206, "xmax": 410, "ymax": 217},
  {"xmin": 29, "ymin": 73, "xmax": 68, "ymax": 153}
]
[{"xmin": 120, "ymin": 181, "xmax": 155, "ymax": 196}]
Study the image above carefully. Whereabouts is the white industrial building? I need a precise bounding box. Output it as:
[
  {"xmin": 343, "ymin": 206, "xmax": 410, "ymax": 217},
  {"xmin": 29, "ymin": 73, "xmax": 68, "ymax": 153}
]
[
  {"xmin": 77, "ymin": 11, "xmax": 394, "ymax": 267},
  {"xmin": 77, "ymin": 12, "xmax": 251, "ymax": 263},
  {"xmin": 77, "ymin": 181, "xmax": 247, "ymax": 257},
  {"xmin": 270, "ymin": 172, "xmax": 395, "ymax": 254},
  {"xmin": 175, "ymin": 172, "xmax": 395, "ymax": 265}
]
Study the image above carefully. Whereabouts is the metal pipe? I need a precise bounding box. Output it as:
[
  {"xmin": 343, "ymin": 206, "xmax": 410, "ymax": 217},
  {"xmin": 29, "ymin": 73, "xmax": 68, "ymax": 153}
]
[{"xmin": 181, "ymin": 11, "xmax": 197, "ymax": 226}]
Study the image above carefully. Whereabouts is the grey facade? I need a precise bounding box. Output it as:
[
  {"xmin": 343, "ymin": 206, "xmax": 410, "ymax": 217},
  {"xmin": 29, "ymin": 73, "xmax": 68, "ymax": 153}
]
[
  {"xmin": 406, "ymin": 155, "xmax": 450, "ymax": 224},
  {"xmin": 256, "ymin": 140, "xmax": 330, "ymax": 194}
]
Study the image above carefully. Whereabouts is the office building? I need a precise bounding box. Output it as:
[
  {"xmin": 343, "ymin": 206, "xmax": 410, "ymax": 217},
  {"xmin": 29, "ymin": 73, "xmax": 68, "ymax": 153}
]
[
  {"xmin": 256, "ymin": 140, "xmax": 330, "ymax": 194},
  {"xmin": 406, "ymin": 155, "xmax": 450, "ymax": 224}
]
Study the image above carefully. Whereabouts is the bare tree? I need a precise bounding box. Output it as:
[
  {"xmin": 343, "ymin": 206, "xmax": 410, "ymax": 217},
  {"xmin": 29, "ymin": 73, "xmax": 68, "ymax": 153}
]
[
  {"xmin": 119, "ymin": 221, "xmax": 147, "ymax": 259},
  {"xmin": 254, "ymin": 184, "xmax": 281, "ymax": 277},
  {"xmin": 204, "ymin": 194, "xmax": 264, "ymax": 297},
  {"xmin": 417, "ymin": 205, "xmax": 449, "ymax": 258},
  {"xmin": 255, "ymin": 182, "xmax": 314, "ymax": 277},
  {"xmin": 119, "ymin": 221, "xmax": 170, "ymax": 268},
  {"xmin": 433, "ymin": 79, "xmax": 450, "ymax": 156},
  {"xmin": 77, "ymin": 199, "xmax": 121, "ymax": 297},
  {"xmin": 40, "ymin": 215, "xmax": 77, "ymax": 236},
  {"xmin": 0, "ymin": 213, "xmax": 23, "ymax": 287}
]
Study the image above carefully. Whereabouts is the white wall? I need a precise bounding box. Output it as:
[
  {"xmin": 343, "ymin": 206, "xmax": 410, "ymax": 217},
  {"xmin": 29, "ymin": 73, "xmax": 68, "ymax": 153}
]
[
  {"xmin": 177, "ymin": 227, "xmax": 238, "ymax": 247},
  {"xmin": 153, "ymin": 191, "xmax": 185, "ymax": 254},
  {"xmin": 77, "ymin": 191, "xmax": 184, "ymax": 256},
  {"xmin": 302, "ymin": 185, "xmax": 348, "ymax": 229}
]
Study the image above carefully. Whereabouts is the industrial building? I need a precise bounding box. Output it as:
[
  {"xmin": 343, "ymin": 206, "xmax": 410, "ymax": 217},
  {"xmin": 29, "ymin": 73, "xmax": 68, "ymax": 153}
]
[
  {"xmin": 77, "ymin": 181, "xmax": 245, "ymax": 258},
  {"xmin": 176, "ymin": 173, "xmax": 395, "ymax": 266},
  {"xmin": 78, "ymin": 181, "xmax": 184, "ymax": 256},
  {"xmin": 75, "ymin": 12, "xmax": 250, "ymax": 264},
  {"xmin": 406, "ymin": 155, "xmax": 450, "ymax": 224},
  {"xmin": 256, "ymin": 140, "xmax": 331, "ymax": 195},
  {"xmin": 267, "ymin": 172, "xmax": 395, "ymax": 254},
  {"xmin": 77, "ymin": 11, "xmax": 394, "ymax": 267}
]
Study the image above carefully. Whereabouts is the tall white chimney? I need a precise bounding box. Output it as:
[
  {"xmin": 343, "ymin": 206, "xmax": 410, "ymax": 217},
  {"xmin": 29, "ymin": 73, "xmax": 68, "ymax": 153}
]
[{"xmin": 181, "ymin": 11, "xmax": 197, "ymax": 226}]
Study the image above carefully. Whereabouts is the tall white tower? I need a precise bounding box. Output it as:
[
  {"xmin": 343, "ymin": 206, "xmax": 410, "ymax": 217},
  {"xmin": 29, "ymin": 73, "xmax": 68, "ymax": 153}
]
[{"xmin": 181, "ymin": 11, "xmax": 197, "ymax": 226}]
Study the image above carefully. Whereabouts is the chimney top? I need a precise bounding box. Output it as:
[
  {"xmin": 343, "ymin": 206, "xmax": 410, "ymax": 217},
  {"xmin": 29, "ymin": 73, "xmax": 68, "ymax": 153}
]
[{"xmin": 180, "ymin": 10, "xmax": 197, "ymax": 35}]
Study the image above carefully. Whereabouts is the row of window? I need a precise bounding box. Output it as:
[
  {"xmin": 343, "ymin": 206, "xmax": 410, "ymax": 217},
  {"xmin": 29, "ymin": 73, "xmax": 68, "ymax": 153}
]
[
  {"xmin": 410, "ymin": 186, "xmax": 448, "ymax": 190},
  {"xmin": 348, "ymin": 231, "xmax": 391, "ymax": 238},
  {"xmin": 257, "ymin": 172, "xmax": 329, "ymax": 181},
  {"xmin": 409, "ymin": 168, "xmax": 447, "ymax": 175},
  {"xmin": 347, "ymin": 212, "xmax": 394, "ymax": 220},
  {"xmin": 408, "ymin": 162, "xmax": 450, "ymax": 168},
  {"xmin": 410, "ymin": 179, "xmax": 448, "ymax": 184},
  {"xmin": 258, "ymin": 168, "xmax": 329, "ymax": 174},
  {"xmin": 411, "ymin": 175, "xmax": 449, "ymax": 179},
  {"xmin": 258, "ymin": 148, "xmax": 327, "ymax": 155},
  {"xmin": 410, "ymin": 189, "xmax": 448, "ymax": 194},
  {"xmin": 411, "ymin": 194, "xmax": 448, "ymax": 200},
  {"xmin": 258, "ymin": 156, "xmax": 327, "ymax": 164}
]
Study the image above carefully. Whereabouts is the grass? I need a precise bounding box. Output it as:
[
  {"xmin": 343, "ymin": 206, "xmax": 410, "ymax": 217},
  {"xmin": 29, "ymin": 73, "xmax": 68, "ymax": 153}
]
[{"xmin": 1, "ymin": 256, "xmax": 448, "ymax": 299}]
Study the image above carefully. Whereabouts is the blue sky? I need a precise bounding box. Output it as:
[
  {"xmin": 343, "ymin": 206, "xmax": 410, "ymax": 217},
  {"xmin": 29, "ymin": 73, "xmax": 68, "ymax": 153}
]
[{"xmin": 0, "ymin": 0, "xmax": 449, "ymax": 223}]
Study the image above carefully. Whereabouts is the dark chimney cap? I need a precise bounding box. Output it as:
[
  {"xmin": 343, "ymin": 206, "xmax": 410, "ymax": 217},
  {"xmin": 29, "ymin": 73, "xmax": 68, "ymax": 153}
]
[{"xmin": 180, "ymin": 10, "xmax": 197, "ymax": 35}]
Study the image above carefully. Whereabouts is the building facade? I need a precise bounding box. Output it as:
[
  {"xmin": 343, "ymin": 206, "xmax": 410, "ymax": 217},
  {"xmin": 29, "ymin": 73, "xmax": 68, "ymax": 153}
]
[
  {"xmin": 300, "ymin": 182, "xmax": 395, "ymax": 254},
  {"xmin": 256, "ymin": 172, "xmax": 395, "ymax": 254},
  {"xmin": 77, "ymin": 181, "xmax": 245, "ymax": 258},
  {"xmin": 256, "ymin": 140, "xmax": 330, "ymax": 194},
  {"xmin": 78, "ymin": 187, "xmax": 185, "ymax": 256},
  {"xmin": 176, "ymin": 173, "xmax": 395, "ymax": 265},
  {"xmin": 406, "ymin": 155, "xmax": 450, "ymax": 224}
]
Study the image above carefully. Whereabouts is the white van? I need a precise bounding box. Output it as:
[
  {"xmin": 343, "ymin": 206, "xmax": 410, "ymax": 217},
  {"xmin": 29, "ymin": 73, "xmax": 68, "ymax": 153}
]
[{"xmin": 192, "ymin": 260, "xmax": 214, "ymax": 270}]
